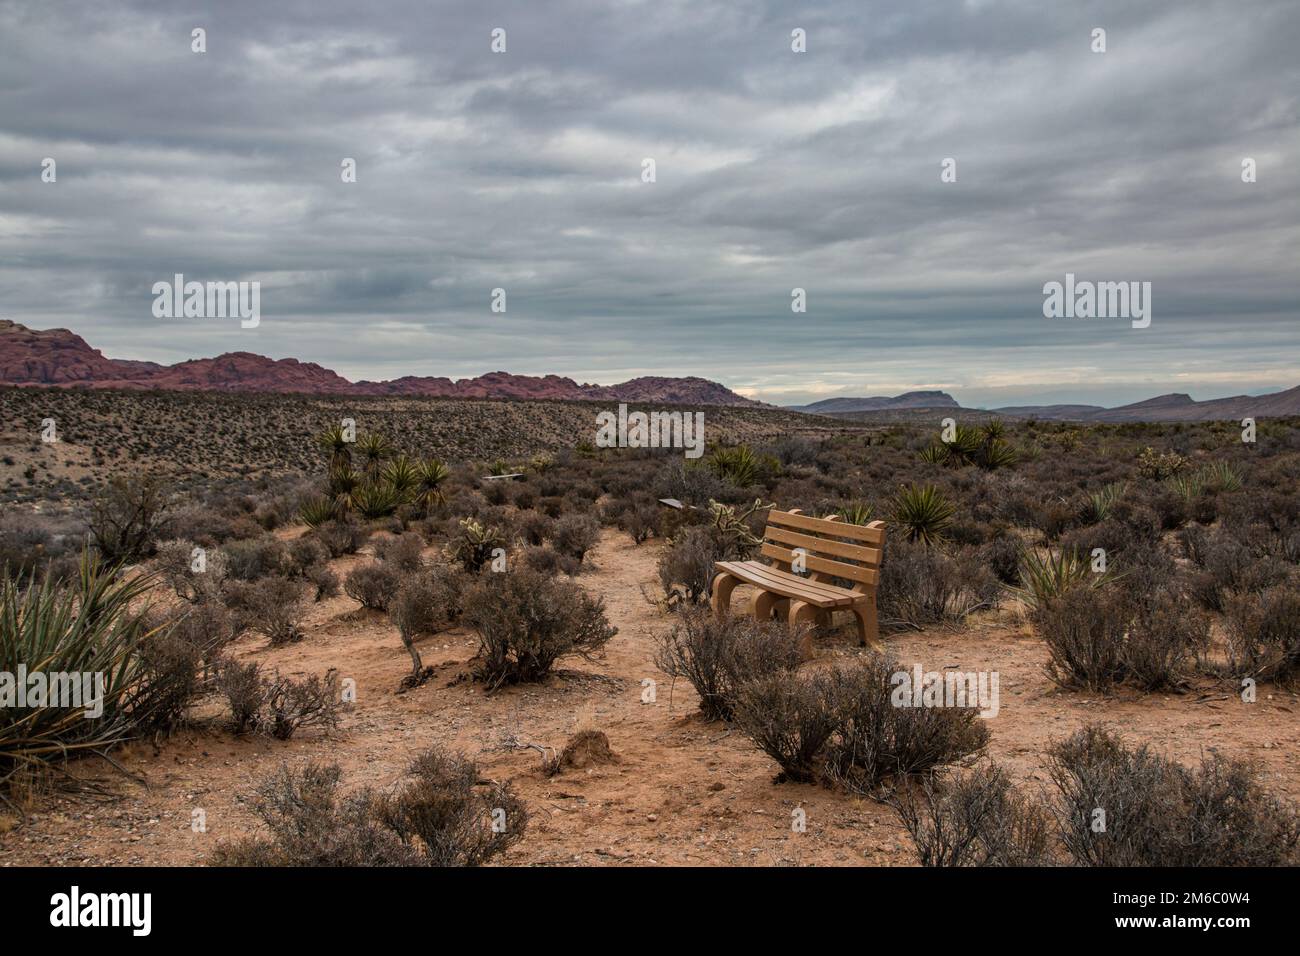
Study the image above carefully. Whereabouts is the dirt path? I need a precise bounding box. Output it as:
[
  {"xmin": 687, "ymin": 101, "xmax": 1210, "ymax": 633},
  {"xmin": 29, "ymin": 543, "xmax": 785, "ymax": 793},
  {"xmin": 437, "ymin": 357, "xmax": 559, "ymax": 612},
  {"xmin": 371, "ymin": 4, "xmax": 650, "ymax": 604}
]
[{"xmin": 2, "ymin": 529, "xmax": 1297, "ymax": 866}]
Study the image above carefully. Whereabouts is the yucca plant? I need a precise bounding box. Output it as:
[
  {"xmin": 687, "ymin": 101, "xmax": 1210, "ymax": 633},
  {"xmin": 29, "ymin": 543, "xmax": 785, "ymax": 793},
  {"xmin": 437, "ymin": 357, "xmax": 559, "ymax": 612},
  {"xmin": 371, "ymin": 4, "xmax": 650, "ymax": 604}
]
[
  {"xmin": 326, "ymin": 464, "xmax": 362, "ymax": 506},
  {"xmin": 528, "ymin": 454, "xmax": 554, "ymax": 474},
  {"xmin": 1201, "ymin": 460, "xmax": 1244, "ymax": 494},
  {"xmin": 1009, "ymin": 545, "xmax": 1107, "ymax": 611},
  {"xmin": 356, "ymin": 433, "xmax": 396, "ymax": 482},
  {"xmin": 415, "ymin": 458, "xmax": 451, "ymax": 513},
  {"xmin": 315, "ymin": 424, "xmax": 352, "ymax": 469},
  {"xmin": 980, "ymin": 438, "xmax": 1019, "ymax": 470},
  {"xmin": 1166, "ymin": 471, "xmax": 1205, "ymax": 504},
  {"xmin": 1, "ymin": 554, "xmax": 169, "ymax": 785},
  {"xmin": 981, "ymin": 420, "xmax": 1007, "ymax": 442},
  {"xmin": 919, "ymin": 444, "xmax": 949, "ymax": 465},
  {"xmin": 381, "ymin": 455, "xmax": 420, "ymax": 501},
  {"xmin": 1085, "ymin": 481, "xmax": 1127, "ymax": 524},
  {"xmin": 890, "ymin": 484, "xmax": 955, "ymax": 546},
  {"xmin": 706, "ymin": 445, "xmax": 762, "ymax": 488},
  {"xmin": 351, "ymin": 482, "xmax": 402, "ymax": 520},
  {"xmin": 835, "ymin": 501, "xmax": 876, "ymax": 525},
  {"xmin": 298, "ymin": 494, "xmax": 340, "ymax": 528}
]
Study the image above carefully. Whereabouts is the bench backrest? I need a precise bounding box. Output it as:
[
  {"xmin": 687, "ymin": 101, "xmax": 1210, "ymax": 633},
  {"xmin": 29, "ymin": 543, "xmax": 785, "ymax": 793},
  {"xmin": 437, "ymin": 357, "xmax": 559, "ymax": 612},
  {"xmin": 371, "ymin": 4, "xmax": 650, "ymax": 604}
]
[{"xmin": 761, "ymin": 509, "xmax": 885, "ymax": 590}]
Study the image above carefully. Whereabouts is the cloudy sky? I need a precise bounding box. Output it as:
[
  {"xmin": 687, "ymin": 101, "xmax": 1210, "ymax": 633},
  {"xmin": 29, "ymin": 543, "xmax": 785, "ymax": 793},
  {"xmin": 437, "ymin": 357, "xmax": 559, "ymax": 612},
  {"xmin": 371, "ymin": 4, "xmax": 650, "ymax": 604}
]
[{"xmin": 1, "ymin": 0, "xmax": 1297, "ymax": 407}]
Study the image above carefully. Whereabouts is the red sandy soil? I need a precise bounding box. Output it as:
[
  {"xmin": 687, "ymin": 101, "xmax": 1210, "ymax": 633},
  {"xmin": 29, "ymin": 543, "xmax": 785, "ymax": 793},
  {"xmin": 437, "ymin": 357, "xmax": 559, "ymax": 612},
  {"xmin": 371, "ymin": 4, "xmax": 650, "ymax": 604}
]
[{"xmin": 1, "ymin": 529, "xmax": 1297, "ymax": 867}]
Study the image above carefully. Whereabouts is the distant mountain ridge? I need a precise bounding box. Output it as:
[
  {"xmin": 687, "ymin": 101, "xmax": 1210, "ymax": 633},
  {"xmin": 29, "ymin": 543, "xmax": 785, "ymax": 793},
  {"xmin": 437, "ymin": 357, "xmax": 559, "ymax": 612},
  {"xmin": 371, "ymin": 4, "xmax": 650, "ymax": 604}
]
[
  {"xmin": 785, "ymin": 391, "xmax": 960, "ymax": 414},
  {"xmin": 792, "ymin": 385, "xmax": 1300, "ymax": 423},
  {"xmin": 0, "ymin": 320, "xmax": 762, "ymax": 407},
  {"xmin": 994, "ymin": 388, "xmax": 1300, "ymax": 422}
]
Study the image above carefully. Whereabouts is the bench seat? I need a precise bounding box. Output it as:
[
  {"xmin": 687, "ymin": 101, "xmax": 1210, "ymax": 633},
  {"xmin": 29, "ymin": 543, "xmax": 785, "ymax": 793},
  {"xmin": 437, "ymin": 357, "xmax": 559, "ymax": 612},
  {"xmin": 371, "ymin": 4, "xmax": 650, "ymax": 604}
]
[
  {"xmin": 714, "ymin": 560, "xmax": 860, "ymax": 608},
  {"xmin": 711, "ymin": 508, "xmax": 885, "ymax": 655}
]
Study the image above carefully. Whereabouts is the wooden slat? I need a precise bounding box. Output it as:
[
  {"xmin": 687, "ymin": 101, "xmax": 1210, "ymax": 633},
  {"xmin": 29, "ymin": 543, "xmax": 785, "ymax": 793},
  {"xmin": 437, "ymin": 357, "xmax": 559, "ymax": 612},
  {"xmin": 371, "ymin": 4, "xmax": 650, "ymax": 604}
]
[
  {"xmin": 767, "ymin": 509, "xmax": 884, "ymax": 545},
  {"xmin": 764, "ymin": 526, "xmax": 882, "ymax": 566},
  {"xmin": 730, "ymin": 561, "xmax": 850, "ymax": 601},
  {"xmin": 715, "ymin": 561, "xmax": 857, "ymax": 607},
  {"xmin": 761, "ymin": 542, "xmax": 878, "ymax": 586}
]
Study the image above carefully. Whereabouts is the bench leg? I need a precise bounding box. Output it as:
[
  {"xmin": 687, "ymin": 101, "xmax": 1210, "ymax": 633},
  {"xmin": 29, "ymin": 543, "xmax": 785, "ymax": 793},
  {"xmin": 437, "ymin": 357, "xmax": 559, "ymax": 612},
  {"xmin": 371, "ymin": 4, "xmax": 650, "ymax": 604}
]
[
  {"xmin": 711, "ymin": 572, "xmax": 739, "ymax": 618},
  {"xmin": 788, "ymin": 600, "xmax": 819, "ymax": 660},
  {"xmin": 752, "ymin": 589, "xmax": 780, "ymax": 623},
  {"xmin": 852, "ymin": 599, "xmax": 881, "ymax": 651}
]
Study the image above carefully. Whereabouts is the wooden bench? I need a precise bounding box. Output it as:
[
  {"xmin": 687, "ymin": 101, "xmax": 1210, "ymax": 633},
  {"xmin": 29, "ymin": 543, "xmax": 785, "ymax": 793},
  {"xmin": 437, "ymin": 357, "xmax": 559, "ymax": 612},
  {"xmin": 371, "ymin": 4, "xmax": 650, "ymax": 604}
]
[{"xmin": 711, "ymin": 508, "xmax": 885, "ymax": 654}]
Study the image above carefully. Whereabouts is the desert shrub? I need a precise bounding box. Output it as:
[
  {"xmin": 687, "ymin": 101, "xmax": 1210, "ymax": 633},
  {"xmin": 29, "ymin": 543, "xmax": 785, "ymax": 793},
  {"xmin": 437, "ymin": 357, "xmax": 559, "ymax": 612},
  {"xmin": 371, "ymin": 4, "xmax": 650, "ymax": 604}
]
[
  {"xmin": 652, "ymin": 608, "xmax": 803, "ymax": 721},
  {"xmin": 519, "ymin": 544, "xmax": 580, "ymax": 576},
  {"xmin": 284, "ymin": 536, "xmax": 339, "ymax": 600},
  {"xmin": 132, "ymin": 624, "xmax": 207, "ymax": 732},
  {"xmin": 263, "ymin": 670, "xmax": 342, "ymax": 740},
  {"xmin": 343, "ymin": 562, "xmax": 402, "ymax": 612},
  {"xmin": 303, "ymin": 562, "xmax": 340, "ymax": 601},
  {"xmin": 225, "ymin": 575, "xmax": 308, "ymax": 645},
  {"xmin": 1188, "ymin": 527, "xmax": 1289, "ymax": 611},
  {"xmin": 462, "ymin": 568, "xmax": 616, "ymax": 687},
  {"xmin": 86, "ymin": 474, "xmax": 168, "ymax": 562},
  {"xmin": 657, "ymin": 526, "xmax": 727, "ymax": 605},
  {"xmin": 167, "ymin": 600, "xmax": 238, "ymax": 667},
  {"xmin": 616, "ymin": 502, "xmax": 658, "ymax": 545},
  {"xmin": 1031, "ymin": 585, "xmax": 1131, "ymax": 692},
  {"xmin": 654, "ymin": 459, "xmax": 730, "ymax": 507},
  {"xmin": 733, "ymin": 657, "xmax": 988, "ymax": 789},
  {"xmin": 1046, "ymin": 725, "xmax": 1300, "ymax": 866},
  {"xmin": 876, "ymin": 539, "xmax": 1000, "ymax": 630},
  {"xmin": 1225, "ymin": 584, "xmax": 1300, "ymax": 685},
  {"xmin": 313, "ymin": 519, "xmax": 368, "ymax": 558},
  {"xmin": 445, "ymin": 518, "xmax": 505, "ymax": 574},
  {"xmin": 0, "ymin": 514, "xmax": 55, "ymax": 579},
  {"xmin": 896, "ymin": 766, "xmax": 1053, "ymax": 866},
  {"xmin": 551, "ymin": 513, "xmax": 600, "ymax": 562},
  {"xmin": 820, "ymin": 658, "xmax": 990, "ymax": 793},
  {"xmin": 215, "ymin": 660, "xmax": 264, "ymax": 734},
  {"xmin": 372, "ymin": 532, "xmax": 426, "ymax": 573},
  {"xmin": 732, "ymin": 670, "xmax": 843, "ymax": 783},
  {"xmin": 389, "ymin": 565, "xmax": 466, "ymax": 682},
  {"xmin": 154, "ymin": 538, "xmax": 229, "ymax": 603},
  {"xmin": 164, "ymin": 503, "xmax": 238, "ymax": 547},
  {"xmin": 214, "ymin": 661, "xmax": 340, "ymax": 738},
  {"xmin": 1124, "ymin": 590, "xmax": 1211, "ymax": 691},
  {"xmin": 212, "ymin": 747, "xmax": 525, "ymax": 867},
  {"xmin": 287, "ymin": 535, "xmax": 330, "ymax": 574},
  {"xmin": 979, "ymin": 534, "xmax": 1022, "ymax": 586},
  {"xmin": 515, "ymin": 510, "xmax": 554, "ymax": 547},
  {"xmin": 223, "ymin": 535, "xmax": 290, "ymax": 582}
]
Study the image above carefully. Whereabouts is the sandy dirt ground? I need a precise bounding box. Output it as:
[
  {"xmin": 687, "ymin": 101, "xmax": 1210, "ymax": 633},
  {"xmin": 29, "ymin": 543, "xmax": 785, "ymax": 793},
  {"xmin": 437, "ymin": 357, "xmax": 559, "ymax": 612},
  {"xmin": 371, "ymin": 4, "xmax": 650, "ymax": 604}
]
[{"xmin": 2, "ymin": 528, "xmax": 1297, "ymax": 867}]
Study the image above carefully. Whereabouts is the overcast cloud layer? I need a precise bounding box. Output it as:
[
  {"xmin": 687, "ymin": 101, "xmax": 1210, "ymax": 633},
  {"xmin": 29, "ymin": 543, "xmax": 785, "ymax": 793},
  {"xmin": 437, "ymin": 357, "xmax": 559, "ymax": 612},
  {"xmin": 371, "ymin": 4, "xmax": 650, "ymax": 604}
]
[{"xmin": 1, "ymin": 0, "xmax": 1297, "ymax": 407}]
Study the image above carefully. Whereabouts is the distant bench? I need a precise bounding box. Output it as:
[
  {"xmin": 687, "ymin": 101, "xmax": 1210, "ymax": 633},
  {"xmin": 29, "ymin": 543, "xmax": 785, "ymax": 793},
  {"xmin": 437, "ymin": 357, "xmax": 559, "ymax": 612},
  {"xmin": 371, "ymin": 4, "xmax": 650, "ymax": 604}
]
[{"xmin": 711, "ymin": 508, "xmax": 884, "ymax": 656}]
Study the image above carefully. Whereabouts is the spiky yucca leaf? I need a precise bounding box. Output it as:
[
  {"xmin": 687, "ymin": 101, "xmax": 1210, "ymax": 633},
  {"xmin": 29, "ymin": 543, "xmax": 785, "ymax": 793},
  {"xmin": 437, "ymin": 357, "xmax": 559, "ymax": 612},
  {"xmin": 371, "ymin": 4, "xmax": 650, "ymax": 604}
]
[
  {"xmin": 356, "ymin": 433, "xmax": 396, "ymax": 481},
  {"xmin": 351, "ymin": 482, "xmax": 402, "ymax": 520},
  {"xmin": 298, "ymin": 495, "xmax": 339, "ymax": 528},
  {"xmin": 316, "ymin": 424, "xmax": 352, "ymax": 468},
  {"xmin": 890, "ymin": 484, "xmax": 955, "ymax": 546},
  {"xmin": 1, "ymin": 554, "xmax": 170, "ymax": 782},
  {"xmin": 381, "ymin": 455, "xmax": 420, "ymax": 498},
  {"xmin": 415, "ymin": 458, "xmax": 451, "ymax": 512},
  {"xmin": 835, "ymin": 501, "xmax": 876, "ymax": 525},
  {"xmin": 1009, "ymin": 546, "xmax": 1108, "ymax": 611}
]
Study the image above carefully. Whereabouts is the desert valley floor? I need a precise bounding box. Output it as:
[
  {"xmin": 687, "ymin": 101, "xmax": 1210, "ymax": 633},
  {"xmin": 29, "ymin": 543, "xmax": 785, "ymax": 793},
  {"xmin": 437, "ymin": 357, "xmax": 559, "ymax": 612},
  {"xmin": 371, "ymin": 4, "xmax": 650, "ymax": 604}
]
[{"xmin": 2, "ymin": 526, "xmax": 1295, "ymax": 867}]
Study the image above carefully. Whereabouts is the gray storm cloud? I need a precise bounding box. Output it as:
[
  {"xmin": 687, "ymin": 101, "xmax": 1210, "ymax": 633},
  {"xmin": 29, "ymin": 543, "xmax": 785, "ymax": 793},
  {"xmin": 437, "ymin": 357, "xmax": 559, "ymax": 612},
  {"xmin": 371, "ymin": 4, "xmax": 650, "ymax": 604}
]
[{"xmin": 0, "ymin": 0, "xmax": 1297, "ymax": 406}]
